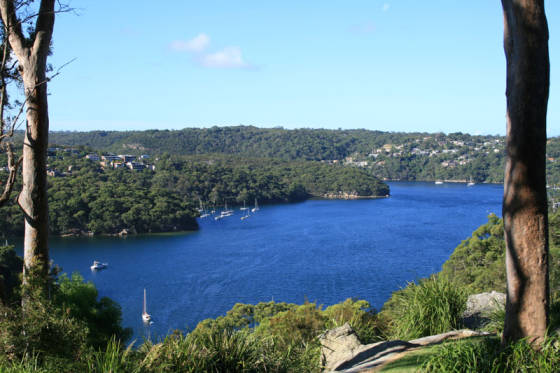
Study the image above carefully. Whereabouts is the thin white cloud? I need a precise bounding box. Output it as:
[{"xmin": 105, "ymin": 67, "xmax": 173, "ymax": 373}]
[
  {"xmin": 170, "ymin": 33, "xmax": 210, "ymax": 52},
  {"xmin": 170, "ymin": 33, "xmax": 254, "ymax": 70},
  {"xmin": 199, "ymin": 46, "xmax": 251, "ymax": 69},
  {"xmin": 382, "ymin": 3, "xmax": 390, "ymax": 12}
]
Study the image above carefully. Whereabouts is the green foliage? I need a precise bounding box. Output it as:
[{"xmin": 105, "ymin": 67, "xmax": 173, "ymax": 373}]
[
  {"xmin": 0, "ymin": 251, "xmax": 130, "ymax": 371},
  {"xmin": 194, "ymin": 301, "xmax": 297, "ymax": 332},
  {"xmin": 1, "ymin": 150, "xmax": 388, "ymax": 237},
  {"xmin": 44, "ymin": 126, "xmax": 545, "ymax": 184},
  {"xmin": 86, "ymin": 337, "xmax": 134, "ymax": 373},
  {"xmin": 54, "ymin": 273, "xmax": 132, "ymax": 349},
  {"xmin": 323, "ymin": 298, "xmax": 382, "ymax": 344},
  {"xmin": 177, "ymin": 299, "xmax": 381, "ymax": 372},
  {"xmin": 422, "ymin": 335, "xmax": 560, "ymax": 373},
  {"xmin": 47, "ymin": 126, "xmax": 428, "ymax": 161},
  {"xmin": 0, "ymin": 297, "xmax": 88, "ymax": 365},
  {"xmin": 0, "ymin": 245, "xmax": 22, "ymax": 306},
  {"xmin": 255, "ymin": 302, "xmax": 326, "ymax": 349},
  {"xmin": 381, "ymin": 276, "xmax": 467, "ymax": 340},
  {"xmin": 439, "ymin": 214, "xmax": 506, "ymax": 294},
  {"xmin": 0, "ymin": 353, "xmax": 51, "ymax": 373},
  {"xmin": 46, "ymin": 126, "xmax": 560, "ymax": 184},
  {"xmin": 438, "ymin": 211, "xmax": 560, "ymax": 298},
  {"xmin": 136, "ymin": 328, "xmax": 320, "ymax": 373}
]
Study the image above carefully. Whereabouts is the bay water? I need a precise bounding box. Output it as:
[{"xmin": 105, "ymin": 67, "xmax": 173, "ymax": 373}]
[{"xmin": 13, "ymin": 181, "xmax": 503, "ymax": 343}]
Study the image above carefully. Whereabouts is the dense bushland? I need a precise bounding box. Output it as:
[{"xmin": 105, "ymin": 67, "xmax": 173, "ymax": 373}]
[
  {"xmin": 44, "ymin": 126, "xmax": 560, "ymax": 183},
  {"xmin": 0, "ymin": 151, "xmax": 388, "ymax": 238}
]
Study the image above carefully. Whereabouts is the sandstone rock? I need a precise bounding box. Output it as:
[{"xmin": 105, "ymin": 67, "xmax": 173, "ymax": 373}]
[
  {"xmin": 320, "ymin": 325, "xmax": 492, "ymax": 372},
  {"xmin": 462, "ymin": 291, "xmax": 506, "ymax": 329},
  {"xmin": 319, "ymin": 323, "xmax": 363, "ymax": 371}
]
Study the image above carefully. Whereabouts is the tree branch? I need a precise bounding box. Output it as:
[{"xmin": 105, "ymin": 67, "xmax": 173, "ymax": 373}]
[
  {"xmin": 0, "ymin": 142, "xmax": 21, "ymax": 207},
  {"xmin": 31, "ymin": 0, "xmax": 54, "ymax": 59},
  {"xmin": 0, "ymin": 0, "xmax": 28, "ymax": 61}
]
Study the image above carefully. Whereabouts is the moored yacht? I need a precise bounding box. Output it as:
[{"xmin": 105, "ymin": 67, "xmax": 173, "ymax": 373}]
[
  {"xmin": 142, "ymin": 288, "xmax": 152, "ymax": 323},
  {"xmin": 90, "ymin": 261, "xmax": 108, "ymax": 271}
]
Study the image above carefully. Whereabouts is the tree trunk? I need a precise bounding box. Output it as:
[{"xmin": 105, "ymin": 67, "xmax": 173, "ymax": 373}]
[
  {"xmin": 0, "ymin": 0, "xmax": 55, "ymax": 299},
  {"xmin": 501, "ymin": 0, "xmax": 550, "ymax": 345},
  {"xmin": 19, "ymin": 70, "xmax": 50, "ymax": 294}
]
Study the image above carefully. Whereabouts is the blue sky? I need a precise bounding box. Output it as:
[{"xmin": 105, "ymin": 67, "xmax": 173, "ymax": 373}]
[{"xmin": 46, "ymin": 1, "xmax": 559, "ymax": 136}]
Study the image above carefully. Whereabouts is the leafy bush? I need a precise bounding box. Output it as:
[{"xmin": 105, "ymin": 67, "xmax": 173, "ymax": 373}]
[
  {"xmin": 256, "ymin": 302, "xmax": 326, "ymax": 348},
  {"xmin": 382, "ymin": 275, "xmax": 467, "ymax": 340},
  {"xmin": 439, "ymin": 214, "xmax": 506, "ymax": 294},
  {"xmin": 0, "ymin": 245, "xmax": 22, "ymax": 306},
  {"xmin": 175, "ymin": 299, "xmax": 381, "ymax": 372},
  {"xmin": 54, "ymin": 273, "xmax": 132, "ymax": 348},
  {"xmin": 0, "ymin": 297, "xmax": 88, "ymax": 368},
  {"xmin": 323, "ymin": 298, "xmax": 382, "ymax": 344}
]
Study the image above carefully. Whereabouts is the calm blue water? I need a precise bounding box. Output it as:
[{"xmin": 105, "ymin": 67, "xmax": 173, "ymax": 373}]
[{"xmin": 13, "ymin": 181, "xmax": 503, "ymax": 343}]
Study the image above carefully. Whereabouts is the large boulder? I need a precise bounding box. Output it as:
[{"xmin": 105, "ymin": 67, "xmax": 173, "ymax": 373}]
[
  {"xmin": 319, "ymin": 323, "xmax": 416, "ymax": 372},
  {"xmin": 462, "ymin": 291, "xmax": 506, "ymax": 329},
  {"xmin": 319, "ymin": 323, "xmax": 362, "ymax": 371}
]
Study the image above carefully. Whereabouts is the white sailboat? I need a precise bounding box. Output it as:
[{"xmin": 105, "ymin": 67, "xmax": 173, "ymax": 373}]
[
  {"xmin": 467, "ymin": 177, "xmax": 475, "ymax": 187},
  {"xmin": 142, "ymin": 288, "xmax": 152, "ymax": 323},
  {"xmin": 251, "ymin": 198, "xmax": 260, "ymax": 212},
  {"xmin": 240, "ymin": 200, "xmax": 249, "ymax": 211},
  {"xmin": 221, "ymin": 202, "xmax": 234, "ymax": 216}
]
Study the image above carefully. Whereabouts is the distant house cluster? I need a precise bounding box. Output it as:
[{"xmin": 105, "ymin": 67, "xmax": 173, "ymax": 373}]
[
  {"xmin": 363, "ymin": 137, "xmax": 505, "ymax": 169},
  {"xmin": 45, "ymin": 147, "xmax": 156, "ymax": 178},
  {"xmin": 88, "ymin": 153, "xmax": 155, "ymax": 171}
]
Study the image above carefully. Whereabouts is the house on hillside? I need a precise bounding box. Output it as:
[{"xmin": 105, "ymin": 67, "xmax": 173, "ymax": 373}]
[
  {"xmin": 85, "ymin": 154, "xmax": 100, "ymax": 161},
  {"xmin": 126, "ymin": 161, "xmax": 145, "ymax": 171}
]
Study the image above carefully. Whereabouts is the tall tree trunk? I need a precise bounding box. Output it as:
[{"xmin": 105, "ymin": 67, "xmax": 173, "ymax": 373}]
[
  {"xmin": 501, "ymin": 0, "xmax": 550, "ymax": 345},
  {"xmin": 0, "ymin": 0, "xmax": 55, "ymax": 299},
  {"xmin": 19, "ymin": 69, "xmax": 50, "ymax": 295}
]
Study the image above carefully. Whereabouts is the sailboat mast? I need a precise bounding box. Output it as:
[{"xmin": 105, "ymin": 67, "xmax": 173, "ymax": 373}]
[{"xmin": 143, "ymin": 288, "xmax": 147, "ymax": 314}]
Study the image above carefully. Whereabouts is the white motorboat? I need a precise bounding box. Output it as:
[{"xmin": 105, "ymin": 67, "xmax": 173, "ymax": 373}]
[{"xmin": 90, "ymin": 261, "xmax": 108, "ymax": 271}]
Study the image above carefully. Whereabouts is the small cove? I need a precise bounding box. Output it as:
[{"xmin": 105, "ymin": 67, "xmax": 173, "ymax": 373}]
[{"xmin": 13, "ymin": 181, "xmax": 503, "ymax": 343}]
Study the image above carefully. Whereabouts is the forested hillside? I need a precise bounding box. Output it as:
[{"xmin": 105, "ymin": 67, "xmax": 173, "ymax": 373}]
[
  {"xmin": 44, "ymin": 126, "xmax": 560, "ymax": 183},
  {"xmin": 0, "ymin": 149, "xmax": 388, "ymax": 237}
]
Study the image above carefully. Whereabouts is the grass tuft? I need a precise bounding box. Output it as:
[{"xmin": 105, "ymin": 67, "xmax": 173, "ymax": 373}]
[{"xmin": 382, "ymin": 275, "xmax": 467, "ymax": 340}]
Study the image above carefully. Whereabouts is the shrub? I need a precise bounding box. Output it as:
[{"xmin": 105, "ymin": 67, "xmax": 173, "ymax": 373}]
[
  {"xmin": 323, "ymin": 298, "xmax": 382, "ymax": 344},
  {"xmin": 382, "ymin": 275, "xmax": 467, "ymax": 340},
  {"xmin": 86, "ymin": 336, "xmax": 135, "ymax": 373},
  {"xmin": 54, "ymin": 273, "xmax": 132, "ymax": 349},
  {"xmin": 0, "ymin": 297, "xmax": 88, "ymax": 368},
  {"xmin": 256, "ymin": 302, "xmax": 326, "ymax": 348},
  {"xmin": 137, "ymin": 329, "xmax": 272, "ymax": 373}
]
